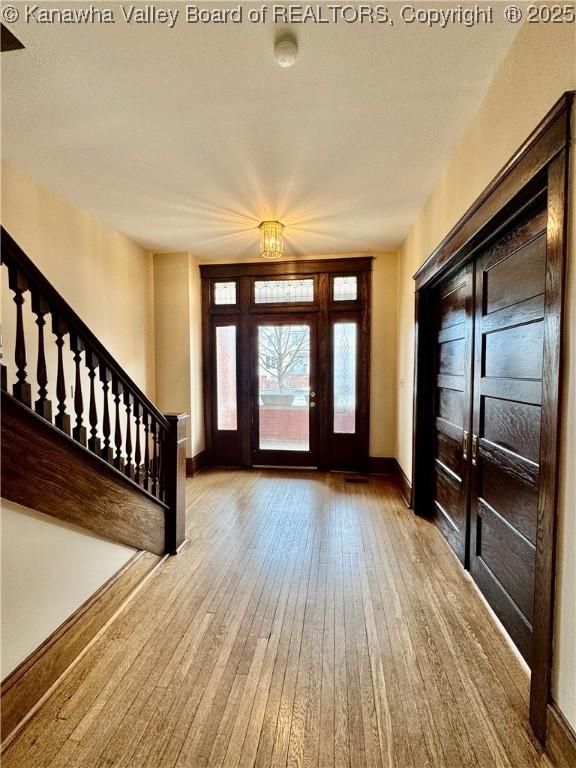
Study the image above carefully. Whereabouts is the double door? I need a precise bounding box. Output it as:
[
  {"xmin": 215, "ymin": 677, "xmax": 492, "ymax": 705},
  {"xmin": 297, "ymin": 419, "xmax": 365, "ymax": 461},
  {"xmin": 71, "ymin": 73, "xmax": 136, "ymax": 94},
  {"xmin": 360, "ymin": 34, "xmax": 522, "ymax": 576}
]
[{"xmin": 431, "ymin": 205, "xmax": 547, "ymax": 663}]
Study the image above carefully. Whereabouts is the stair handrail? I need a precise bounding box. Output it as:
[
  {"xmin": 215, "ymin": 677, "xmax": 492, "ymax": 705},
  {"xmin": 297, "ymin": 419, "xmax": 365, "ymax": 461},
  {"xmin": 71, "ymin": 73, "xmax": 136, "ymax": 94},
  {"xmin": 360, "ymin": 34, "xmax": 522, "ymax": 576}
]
[{"xmin": 1, "ymin": 227, "xmax": 177, "ymax": 511}]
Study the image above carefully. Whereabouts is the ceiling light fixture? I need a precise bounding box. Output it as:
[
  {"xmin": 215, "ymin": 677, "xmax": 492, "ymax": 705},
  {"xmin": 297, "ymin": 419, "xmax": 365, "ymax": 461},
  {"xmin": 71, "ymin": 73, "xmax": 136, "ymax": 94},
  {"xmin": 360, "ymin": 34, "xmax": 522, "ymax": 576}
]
[
  {"xmin": 274, "ymin": 32, "xmax": 298, "ymax": 68},
  {"xmin": 259, "ymin": 221, "xmax": 285, "ymax": 260}
]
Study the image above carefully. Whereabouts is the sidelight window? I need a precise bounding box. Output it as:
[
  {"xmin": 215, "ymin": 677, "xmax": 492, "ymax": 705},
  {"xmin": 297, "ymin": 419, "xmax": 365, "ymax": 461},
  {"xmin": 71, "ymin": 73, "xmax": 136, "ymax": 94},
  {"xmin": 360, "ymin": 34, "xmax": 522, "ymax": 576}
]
[
  {"xmin": 215, "ymin": 325, "xmax": 237, "ymax": 430},
  {"xmin": 333, "ymin": 322, "xmax": 357, "ymax": 434}
]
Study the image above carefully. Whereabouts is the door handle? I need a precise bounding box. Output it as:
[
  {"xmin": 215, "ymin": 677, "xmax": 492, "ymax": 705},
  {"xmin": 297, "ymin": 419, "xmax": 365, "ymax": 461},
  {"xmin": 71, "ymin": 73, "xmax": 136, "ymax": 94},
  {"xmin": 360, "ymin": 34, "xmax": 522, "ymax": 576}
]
[
  {"xmin": 310, "ymin": 391, "xmax": 316, "ymax": 398},
  {"xmin": 462, "ymin": 430, "xmax": 469, "ymax": 461},
  {"xmin": 471, "ymin": 434, "xmax": 478, "ymax": 466},
  {"xmin": 310, "ymin": 402, "xmax": 316, "ymax": 408}
]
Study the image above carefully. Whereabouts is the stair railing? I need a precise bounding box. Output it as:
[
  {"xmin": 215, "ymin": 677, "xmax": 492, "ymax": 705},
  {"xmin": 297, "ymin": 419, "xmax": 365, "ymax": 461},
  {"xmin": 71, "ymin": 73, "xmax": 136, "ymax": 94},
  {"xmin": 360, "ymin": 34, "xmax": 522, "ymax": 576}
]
[{"xmin": 1, "ymin": 228, "xmax": 187, "ymax": 551}]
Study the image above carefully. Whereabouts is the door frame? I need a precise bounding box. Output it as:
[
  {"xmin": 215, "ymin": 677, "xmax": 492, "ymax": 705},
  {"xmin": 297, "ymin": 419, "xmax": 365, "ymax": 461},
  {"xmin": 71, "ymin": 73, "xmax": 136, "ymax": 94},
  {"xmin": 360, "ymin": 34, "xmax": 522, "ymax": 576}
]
[
  {"xmin": 201, "ymin": 257, "xmax": 372, "ymax": 473},
  {"xmin": 411, "ymin": 92, "xmax": 573, "ymax": 744},
  {"xmin": 251, "ymin": 313, "xmax": 319, "ymax": 468}
]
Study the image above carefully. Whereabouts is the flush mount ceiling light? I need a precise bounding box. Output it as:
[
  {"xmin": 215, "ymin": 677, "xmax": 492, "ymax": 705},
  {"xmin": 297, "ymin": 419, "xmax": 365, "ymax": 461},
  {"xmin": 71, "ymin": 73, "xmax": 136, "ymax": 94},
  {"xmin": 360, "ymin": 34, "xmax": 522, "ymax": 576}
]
[
  {"xmin": 274, "ymin": 32, "xmax": 298, "ymax": 68},
  {"xmin": 259, "ymin": 221, "xmax": 285, "ymax": 260}
]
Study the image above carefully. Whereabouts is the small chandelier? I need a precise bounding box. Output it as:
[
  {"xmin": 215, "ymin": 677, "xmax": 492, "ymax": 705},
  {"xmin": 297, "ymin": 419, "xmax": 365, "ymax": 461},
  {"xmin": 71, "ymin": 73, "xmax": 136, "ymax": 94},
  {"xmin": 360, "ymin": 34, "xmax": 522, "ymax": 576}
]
[{"xmin": 259, "ymin": 220, "xmax": 284, "ymax": 260}]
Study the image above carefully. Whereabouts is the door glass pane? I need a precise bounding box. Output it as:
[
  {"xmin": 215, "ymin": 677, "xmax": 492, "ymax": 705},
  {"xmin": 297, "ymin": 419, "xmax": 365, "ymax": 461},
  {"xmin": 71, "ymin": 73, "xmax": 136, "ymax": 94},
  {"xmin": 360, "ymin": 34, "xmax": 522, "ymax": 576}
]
[
  {"xmin": 215, "ymin": 326, "xmax": 237, "ymax": 430},
  {"xmin": 258, "ymin": 325, "xmax": 310, "ymax": 451},
  {"xmin": 333, "ymin": 322, "xmax": 357, "ymax": 434},
  {"xmin": 254, "ymin": 279, "xmax": 314, "ymax": 304},
  {"xmin": 214, "ymin": 281, "xmax": 236, "ymax": 305},
  {"xmin": 333, "ymin": 276, "xmax": 358, "ymax": 301}
]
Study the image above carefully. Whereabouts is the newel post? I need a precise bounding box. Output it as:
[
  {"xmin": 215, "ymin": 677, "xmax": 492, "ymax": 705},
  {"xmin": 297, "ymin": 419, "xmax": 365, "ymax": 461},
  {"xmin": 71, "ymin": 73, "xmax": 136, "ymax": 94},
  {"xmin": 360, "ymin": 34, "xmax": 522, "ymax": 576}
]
[{"xmin": 163, "ymin": 413, "xmax": 189, "ymax": 554}]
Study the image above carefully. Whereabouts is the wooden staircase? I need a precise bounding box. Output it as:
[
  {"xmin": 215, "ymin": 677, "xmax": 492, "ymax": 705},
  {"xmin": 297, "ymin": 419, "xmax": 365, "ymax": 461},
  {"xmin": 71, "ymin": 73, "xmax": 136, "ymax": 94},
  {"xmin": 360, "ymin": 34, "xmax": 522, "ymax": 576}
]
[{"xmin": 1, "ymin": 227, "xmax": 188, "ymax": 555}]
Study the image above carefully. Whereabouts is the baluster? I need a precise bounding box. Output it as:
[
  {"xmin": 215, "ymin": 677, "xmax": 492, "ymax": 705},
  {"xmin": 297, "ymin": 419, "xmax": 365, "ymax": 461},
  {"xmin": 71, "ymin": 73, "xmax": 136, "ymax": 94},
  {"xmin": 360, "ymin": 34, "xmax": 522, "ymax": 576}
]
[
  {"xmin": 1, "ymin": 319, "xmax": 8, "ymax": 391},
  {"xmin": 70, "ymin": 334, "xmax": 87, "ymax": 446},
  {"xmin": 156, "ymin": 426, "xmax": 164, "ymax": 502},
  {"xmin": 151, "ymin": 418, "xmax": 159, "ymax": 497},
  {"xmin": 86, "ymin": 350, "xmax": 100, "ymax": 454},
  {"xmin": 100, "ymin": 365, "xmax": 114, "ymax": 463},
  {"xmin": 134, "ymin": 401, "xmax": 142, "ymax": 485},
  {"xmin": 52, "ymin": 315, "xmax": 71, "ymax": 435},
  {"xmin": 31, "ymin": 292, "xmax": 52, "ymax": 421},
  {"xmin": 143, "ymin": 409, "xmax": 151, "ymax": 491},
  {"xmin": 9, "ymin": 266, "xmax": 32, "ymax": 407},
  {"xmin": 124, "ymin": 390, "xmax": 133, "ymax": 479},
  {"xmin": 113, "ymin": 376, "xmax": 125, "ymax": 471}
]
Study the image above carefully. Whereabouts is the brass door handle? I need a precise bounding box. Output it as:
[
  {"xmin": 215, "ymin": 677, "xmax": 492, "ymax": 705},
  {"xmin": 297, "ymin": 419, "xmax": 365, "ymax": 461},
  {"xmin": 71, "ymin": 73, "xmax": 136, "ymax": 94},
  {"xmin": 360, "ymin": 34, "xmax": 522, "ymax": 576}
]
[
  {"xmin": 462, "ymin": 430, "xmax": 469, "ymax": 461},
  {"xmin": 472, "ymin": 434, "xmax": 478, "ymax": 466}
]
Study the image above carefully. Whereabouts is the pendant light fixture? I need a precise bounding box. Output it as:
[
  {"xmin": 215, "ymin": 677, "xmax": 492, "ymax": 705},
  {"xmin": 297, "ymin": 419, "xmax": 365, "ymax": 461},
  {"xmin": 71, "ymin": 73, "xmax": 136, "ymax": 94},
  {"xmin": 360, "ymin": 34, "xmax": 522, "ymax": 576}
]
[{"xmin": 259, "ymin": 220, "xmax": 285, "ymax": 260}]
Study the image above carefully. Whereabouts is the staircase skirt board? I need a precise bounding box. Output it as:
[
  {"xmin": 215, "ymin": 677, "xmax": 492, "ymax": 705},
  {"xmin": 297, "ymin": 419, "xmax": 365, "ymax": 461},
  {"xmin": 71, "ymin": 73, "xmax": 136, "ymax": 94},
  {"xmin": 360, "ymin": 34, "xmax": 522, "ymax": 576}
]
[
  {"xmin": 1, "ymin": 393, "xmax": 168, "ymax": 554},
  {"xmin": 0, "ymin": 550, "xmax": 166, "ymax": 750}
]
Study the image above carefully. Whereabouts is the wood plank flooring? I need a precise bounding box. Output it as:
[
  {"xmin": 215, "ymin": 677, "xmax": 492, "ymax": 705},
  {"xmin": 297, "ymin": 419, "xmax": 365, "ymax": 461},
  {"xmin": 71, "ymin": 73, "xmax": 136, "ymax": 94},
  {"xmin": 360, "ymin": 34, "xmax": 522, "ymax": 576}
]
[{"xmin": 2, "ymin": 470, "xmax": 553, "ymax": 768}]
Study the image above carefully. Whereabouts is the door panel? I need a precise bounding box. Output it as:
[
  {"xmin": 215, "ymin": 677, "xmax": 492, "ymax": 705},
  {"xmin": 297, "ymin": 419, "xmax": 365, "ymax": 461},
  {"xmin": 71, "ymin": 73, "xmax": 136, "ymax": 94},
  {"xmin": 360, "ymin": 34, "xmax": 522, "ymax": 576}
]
[
  {"xmin": 481, "ymin": 461, "xmax": 538, "ymax": 544},
  {"xmin": 469, "ymin": 207, "xmax": 547, "ymax": 664},
  {"xmin": 483, "ymin": 399, "xmax": 541, "ymax": 462},
  {"xmin": 431, "ymin": 264, "xmax": 474, "ymax": 564},
  {"xmin": 252, "ymin": 315, "xmax": 318, "ymax": 467},
  {"xmin": 484, "ymin": 322, "xmax": 544, "ymax": 379}
]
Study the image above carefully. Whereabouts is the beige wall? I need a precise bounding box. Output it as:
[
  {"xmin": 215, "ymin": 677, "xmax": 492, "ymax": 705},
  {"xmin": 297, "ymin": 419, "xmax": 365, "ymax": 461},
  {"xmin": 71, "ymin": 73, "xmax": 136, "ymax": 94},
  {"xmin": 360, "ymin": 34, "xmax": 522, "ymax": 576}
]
[
  {"xmin": 1, "ymin": 162, "xmax": 156, "ymax": 397},
  {"xmin": 370, "ymin": 253, "xmax": 398, "ymax": 457},
  {"xmin": 153, "ymin": 253, "xmax": 204, "ymax": 459},
  {"xmin": 395, "ymin": 22, "xmax": 576, "ymax": 728},
  {"xmin": 1, "ymin": 499, "xmax": 135, "ymax": 678},
  {"xmin": 153, "ymin": 253, "xmax": 193, "ymax": 455}
]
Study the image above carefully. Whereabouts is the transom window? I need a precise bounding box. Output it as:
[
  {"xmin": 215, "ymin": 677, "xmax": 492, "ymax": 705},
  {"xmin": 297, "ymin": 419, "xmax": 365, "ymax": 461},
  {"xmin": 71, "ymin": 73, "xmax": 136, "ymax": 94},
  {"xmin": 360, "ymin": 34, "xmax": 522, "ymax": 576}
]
[
  {"xmin": 333, "ymin": 276, "xmax": 358, "ymax": 301},
  {"xmin": 213, "ymin": 281, "xmax": 237, "ymax": 305},
  {"xmin": 254, "ymin": 278, "xmax": 314, "ymax": 304}
]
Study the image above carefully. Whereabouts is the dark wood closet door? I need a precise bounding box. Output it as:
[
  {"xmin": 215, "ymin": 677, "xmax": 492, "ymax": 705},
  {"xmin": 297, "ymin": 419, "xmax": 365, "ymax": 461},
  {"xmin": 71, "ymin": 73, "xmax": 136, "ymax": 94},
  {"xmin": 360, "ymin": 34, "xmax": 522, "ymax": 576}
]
[
  {"xmin": 431, "ymin": 264, "xmax": 474, "ymax": 564},
  {"xmin": 469, "ymin": 207, "xmax": 548, "ymax": 664}
]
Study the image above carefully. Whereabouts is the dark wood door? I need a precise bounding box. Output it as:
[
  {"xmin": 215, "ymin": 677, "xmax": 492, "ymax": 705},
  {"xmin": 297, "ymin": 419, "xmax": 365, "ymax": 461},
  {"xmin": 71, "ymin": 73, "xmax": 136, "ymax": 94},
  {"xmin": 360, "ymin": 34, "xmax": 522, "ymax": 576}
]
[
  {"xmin": 469, "ymin": 207, "xmax": 548, "ymax": 664},
  {"xmin": 430, "ymin": 264, "xmax": 474, "ymax": 564},
  {"xmin": 251, "ymin": 314, "xmax": 319, "ymax": 468}
]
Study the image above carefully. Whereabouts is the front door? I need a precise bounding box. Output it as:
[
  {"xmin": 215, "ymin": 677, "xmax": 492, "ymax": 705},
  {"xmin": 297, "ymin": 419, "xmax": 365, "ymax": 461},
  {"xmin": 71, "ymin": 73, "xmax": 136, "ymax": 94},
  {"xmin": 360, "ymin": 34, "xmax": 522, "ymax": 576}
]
[{"xmin": 252, "ymin": 315, "xmax": 319, "ymax": 467}]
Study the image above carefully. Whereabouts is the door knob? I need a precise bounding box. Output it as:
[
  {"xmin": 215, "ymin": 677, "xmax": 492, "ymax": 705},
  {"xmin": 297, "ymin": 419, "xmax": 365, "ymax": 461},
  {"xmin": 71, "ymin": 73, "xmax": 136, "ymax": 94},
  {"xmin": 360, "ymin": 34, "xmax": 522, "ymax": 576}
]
[
  {"xmin": 471, "ymin": 434, "xmax": 478, "ymax": 466},
  {"xmin": 310, "ymin": 402, "xmax": 316, "ymax": 408},
  {"xmin": 310, "ymin": 391, "xmax": 316, "ymax": 398},
  {"xmin": 462, "ymin": 430, "xmax": 469, "ymax": 461}
]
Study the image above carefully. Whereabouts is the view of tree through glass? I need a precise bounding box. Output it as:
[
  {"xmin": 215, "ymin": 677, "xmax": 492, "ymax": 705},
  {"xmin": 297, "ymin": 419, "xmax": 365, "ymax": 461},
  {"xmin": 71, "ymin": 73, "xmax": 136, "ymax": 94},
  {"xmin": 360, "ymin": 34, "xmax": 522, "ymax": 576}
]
[{"xmin": 257, "ymin": 325, "xmax": 310, "ymax": 451}]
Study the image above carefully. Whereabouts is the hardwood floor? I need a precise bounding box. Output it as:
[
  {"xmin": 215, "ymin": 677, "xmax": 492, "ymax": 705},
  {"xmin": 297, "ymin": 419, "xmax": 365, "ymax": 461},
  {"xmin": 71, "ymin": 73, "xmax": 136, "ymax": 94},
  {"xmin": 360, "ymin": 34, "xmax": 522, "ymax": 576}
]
[{"xmin": 2, "ymin": 470, "xmax": 553, "ymax": 768}]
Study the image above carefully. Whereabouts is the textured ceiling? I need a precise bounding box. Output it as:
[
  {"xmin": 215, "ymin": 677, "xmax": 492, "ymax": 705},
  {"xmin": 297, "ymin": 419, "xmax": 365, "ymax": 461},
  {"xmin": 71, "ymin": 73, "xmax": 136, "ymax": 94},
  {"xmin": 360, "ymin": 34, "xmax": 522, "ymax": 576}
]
[{"xmin": 2, "ymin": 3, "xmax": 520, "ymax": 260}]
